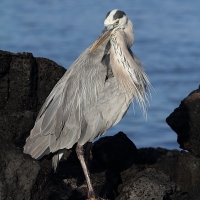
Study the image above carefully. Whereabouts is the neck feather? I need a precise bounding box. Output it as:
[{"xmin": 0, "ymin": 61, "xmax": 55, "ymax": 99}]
[{"xmin": 110, "ymin": 31, "xmax": 151, "ymax": 116}]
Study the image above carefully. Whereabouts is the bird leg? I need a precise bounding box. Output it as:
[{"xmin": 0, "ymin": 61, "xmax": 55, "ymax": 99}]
[
  {"xmin": 76, "ymin": 143, "xmax": 97, "ymax": 200},
  {"xmin": 84, "ymin": 142, "xmax": 93, "ymax": 169}
]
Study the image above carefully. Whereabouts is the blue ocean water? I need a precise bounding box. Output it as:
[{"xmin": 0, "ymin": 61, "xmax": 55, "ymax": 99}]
[{"xmin": 1, "ymin": 1, "xmax": 200, "ymax": 150}]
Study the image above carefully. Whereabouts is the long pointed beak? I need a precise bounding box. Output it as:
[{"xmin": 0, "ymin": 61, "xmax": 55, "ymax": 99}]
[{"xmin": 90, "ymin": 26, "xmax": 113, "ymax": 52}]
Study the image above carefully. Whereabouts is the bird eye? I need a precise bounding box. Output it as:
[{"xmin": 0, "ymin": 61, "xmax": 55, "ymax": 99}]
[{"xmin": 115, "ymin": 20, "xmax": 119, "ymax": 25}]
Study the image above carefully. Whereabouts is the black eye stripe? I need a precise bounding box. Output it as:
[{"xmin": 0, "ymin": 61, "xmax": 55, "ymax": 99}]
[
  {"xmin": 113, "ymin": 10, "xmax": 125, "ymax": 20},
  {"xmin": 105, "ymin": 11, "xmax": 111, "ymax": 19}
]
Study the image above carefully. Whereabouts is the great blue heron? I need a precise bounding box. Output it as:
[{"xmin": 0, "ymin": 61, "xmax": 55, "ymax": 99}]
[{"xmin": 24, "ymin": 9, "xmax": 151, "ymax": 199}]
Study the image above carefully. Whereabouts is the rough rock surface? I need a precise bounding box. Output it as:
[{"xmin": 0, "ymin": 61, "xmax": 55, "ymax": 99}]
[
  {"xmin": 166, "ymin": 86, "xmax": 200, "ymax": 156},
  {"xmin": 175, "ymin": 151, "xmax": 200, "ymax": 194},
  {"xmin": 0, "ymin": 135, "xmax": 40, "ymax": 200},
  {"xmin": 0, "ymin": 50, "xmax": 66, "ymax": 148},
  {"xmin": 92, "ymin": 132, "xmax": 138, "ymax": 172},
  {"xmin": 117, "ymin": 168, "xmax": 177, "ymax": 200},
  {"xmin": 1, "ymin": 50, "xmax": 200, "ymax": 200},
  {"xmin": 0, "ymin": 50, "xmax": 66, "ymax": 200}
]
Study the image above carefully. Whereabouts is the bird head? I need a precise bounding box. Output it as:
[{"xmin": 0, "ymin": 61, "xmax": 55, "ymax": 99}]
[{"xmin": 90, "ymin": 9, "xmax": 133, "ymax": 52}]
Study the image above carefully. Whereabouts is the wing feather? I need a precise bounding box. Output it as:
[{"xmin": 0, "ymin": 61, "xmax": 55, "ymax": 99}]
[{"xmin": 24, "ymin": 44, "xmax": 108, "ymax": 158}]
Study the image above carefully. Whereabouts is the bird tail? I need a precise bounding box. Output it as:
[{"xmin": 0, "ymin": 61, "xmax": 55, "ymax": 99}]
[
  {"xmin": 23, "ymin": 116, "xmax": 50, "ymax": 160},
  {"xmin": 52, "ymin": 149, "xmax": 66, "ymax": 171}
]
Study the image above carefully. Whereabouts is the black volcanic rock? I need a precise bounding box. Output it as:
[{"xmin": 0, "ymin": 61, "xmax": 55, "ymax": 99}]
[
  {"xmin": 0, "ymin": 135, "xmax": 40, "ymax": 200},
  {"xmin": 92, "ymin": 132, "xmax": 138, "ymax": 172},
  {"xmin": 0, "ymin": 50, "xmax": 66, "ymax": 200},
  {"xmin": 175, "ymin": 151, "xmax": 200, "ymax": 193},
  {"xmin": 117, "ymin": 168, "xmax": 177, "ymax": 200},
  {"xmin": 0, "ymin": 50, "xmax": 66, "ymax": 148},
  {"xmin": 166, "ymin": 86, "xmax": 200, "ymax": 156}
]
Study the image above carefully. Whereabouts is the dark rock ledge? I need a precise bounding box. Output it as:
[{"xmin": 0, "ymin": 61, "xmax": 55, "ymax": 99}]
[{"xmin": 0, "ymin": 50, "xmax": 200, "ymax": 200}]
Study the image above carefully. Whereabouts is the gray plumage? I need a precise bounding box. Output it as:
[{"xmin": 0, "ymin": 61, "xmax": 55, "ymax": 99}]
[{"xmin": 24, "ymin": 9, "xmax": 151, "ymax": 171}]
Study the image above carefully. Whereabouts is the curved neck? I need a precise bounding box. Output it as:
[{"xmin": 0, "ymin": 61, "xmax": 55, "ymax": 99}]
[
  {"xmin": 109, "ymin": 30, "xmax": 150, "ymax": 116},
  {"xmin": 110, "ymin": 31, "xmax": 136, "ymax": 96}
]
